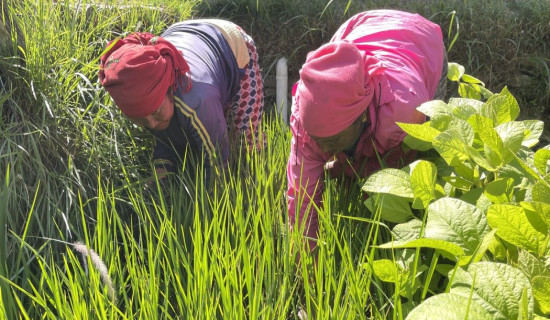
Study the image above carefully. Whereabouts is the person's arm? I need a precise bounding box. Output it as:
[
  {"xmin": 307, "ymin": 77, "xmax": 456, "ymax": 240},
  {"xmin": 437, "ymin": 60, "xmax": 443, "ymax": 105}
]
[
  {"xmin": 149, "ymin": 137, "xmax": 178, "ymax": 185},
  {"xmin": 173, "ymin": 87, "xmax": 228, "ymax": 184},
  {"xmin": 287, "ymin": 113, "xmax": 328, "ymax": 252}
]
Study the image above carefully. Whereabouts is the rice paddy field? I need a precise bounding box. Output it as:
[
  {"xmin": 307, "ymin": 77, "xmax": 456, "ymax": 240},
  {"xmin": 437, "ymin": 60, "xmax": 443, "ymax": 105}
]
[{"xmin": 1, "ymin": 0, "xmax": 550, "ymax": 319}]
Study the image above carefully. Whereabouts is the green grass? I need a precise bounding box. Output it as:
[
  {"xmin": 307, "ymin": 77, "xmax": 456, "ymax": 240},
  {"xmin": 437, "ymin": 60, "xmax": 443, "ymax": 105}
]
[{"xmin": 1, "ymin": 0, "xmax": 549, "ymax": 319}]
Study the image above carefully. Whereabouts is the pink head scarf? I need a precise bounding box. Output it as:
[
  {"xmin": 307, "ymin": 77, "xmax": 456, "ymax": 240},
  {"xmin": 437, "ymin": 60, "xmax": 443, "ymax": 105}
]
[
  {"xmin": 296, "ymin": 41, "xmax": 375, "ymax": 137},
  {"xmin": 99, "ymin": 32, "xmax": 192, "ymax": 118}
]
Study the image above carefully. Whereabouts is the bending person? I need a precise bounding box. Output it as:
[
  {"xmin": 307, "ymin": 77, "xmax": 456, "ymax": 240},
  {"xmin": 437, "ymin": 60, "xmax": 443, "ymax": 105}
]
[
  {"xmin": 287, "ymin": 10, "xmax": 447, "ymax": 253},
  {"xmin": 99, "ymin": 19, "xmax": 264, "ymax": 184}
]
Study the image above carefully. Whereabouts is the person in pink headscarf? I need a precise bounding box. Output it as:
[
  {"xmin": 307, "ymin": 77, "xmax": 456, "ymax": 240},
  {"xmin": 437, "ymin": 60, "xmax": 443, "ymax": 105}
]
[{"xmin": 287, "ymin": 10, "xmax": 447, "ymax": 252}]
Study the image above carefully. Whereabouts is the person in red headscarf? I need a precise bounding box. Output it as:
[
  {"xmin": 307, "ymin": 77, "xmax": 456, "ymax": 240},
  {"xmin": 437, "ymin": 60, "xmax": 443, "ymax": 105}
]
[
  {"xmin": 287, "ymin": 10, "xmax": 448, "ymax": 253},
  {"xmin": 99, "ymin": 19, "xmax": 264, "ymax": 184}
]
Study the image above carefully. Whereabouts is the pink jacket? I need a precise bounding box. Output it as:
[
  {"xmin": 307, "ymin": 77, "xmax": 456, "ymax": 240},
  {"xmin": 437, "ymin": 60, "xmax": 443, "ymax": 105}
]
[{"xmin": 287, "ymin": 10, "xmax": 445, "ymax": 247}]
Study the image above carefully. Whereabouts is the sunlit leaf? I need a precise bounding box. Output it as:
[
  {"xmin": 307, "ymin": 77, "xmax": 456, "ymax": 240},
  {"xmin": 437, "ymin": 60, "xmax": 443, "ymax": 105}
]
[
  {"xmin": 484, "ymin": 178, "xmax": 514, "ymax": 204},
  {"xmin": 391, "ymin": 219, "xmax": 423, "ymax": 242},
  {"xmin": 397, "ymin": 122, "xmax": 440, "ymax": 143},
  {"xmin": 365, "ymin": 193, "xmax": 414, "ymax": 223},
  {"xmin": 516, "ymin": 250, "xmax": 550, "ymax": 280},
  {"xmin": 405, "ymin": 293, "xmax": 492, "ymax": 320},
  {"xmin": 487, "ymin": 204, "xmax": 546, "ymax": 254},
  {"xmin": 521, "ymin": 201, "xmax": 550, "ymax": 229},
  {"xmin": 481, "ymin": 87, "xmax": 520, "ymax": 125},
  {"xmin": 461, "ymin": 74, "xmax": 484, "ymax": 85},
  {"xmin": 532, "ymin": 276, "xmax": 550, "ymax": 315},
  {"xmin": 521, "ymin": 120, "xmax": 545, "ymax": 148},
  {"xmin": 450, "ymin": 262, "xmax": 534, "ymax": 320},
  {"xmin": 452, "ymin": 104, "xmax": 478, "ymax": 120},
  {"xmin": 447, "ymin": 62, "xmax": 465, "ymax": 82},
  {"xmin": 458, "ymin": 82, "xmax": 481, "ymax": 99},
  {"xmin": 372, "ymin": 259, "xmax": 400, "ymax": 283},
  {"xmin": 378, "ymin": 238, "xmax": 465, "ymax": 259},
  {"xmin": 362, "ymin": 168, "xmax": 414, "ymax": 198},
  {"xmin": 448, "ymin": 97, "xmax": 484, "ymax": 114},
  {"xmin": 532, "ymin": 175, "xmax": 550, "ymax": 204},
  {"xmin": 417, "ymin": 100, "xmax": 453, "ymax": 118},
  {"xmin": 424, "ymin": 198, "xmax": 489, "ymax": 255},
  {"xmin": 403, "ymin": 134, "xmax": 433, "ymax": 151},
  {"xmin": 495, "ymin": 121, "xmax": 525, "ymax": 163},
  {"xmin": 430, "ymin": 114, "xmax": 453, "ymax": 131},
  {"xmin": 410, "ymin": 160, "xmax": 437, "ymax": 209},
  {"xmin": 534, "ymin": 149, "xmax": 550, "ymax": 175},
  {"xmin": 433, "ymin": 129, "xmax": 470, "ymax": 165}
]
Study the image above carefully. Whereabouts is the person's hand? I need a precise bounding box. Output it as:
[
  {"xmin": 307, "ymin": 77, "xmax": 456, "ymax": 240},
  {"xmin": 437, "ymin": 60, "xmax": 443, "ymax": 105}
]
[{"xmin": 324, "ymin": 159, "xmax": 344, "ymax": 179}]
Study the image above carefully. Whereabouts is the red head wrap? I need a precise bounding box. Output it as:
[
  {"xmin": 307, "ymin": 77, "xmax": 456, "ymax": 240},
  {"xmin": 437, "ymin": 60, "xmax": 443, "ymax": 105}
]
[
  {"xmin": 296, "ymin": 41, "xmax": 375, "ymax": 138},
  {"xmin": 98, "ymin": 32, "xmax": 191, "ymax": 118}
]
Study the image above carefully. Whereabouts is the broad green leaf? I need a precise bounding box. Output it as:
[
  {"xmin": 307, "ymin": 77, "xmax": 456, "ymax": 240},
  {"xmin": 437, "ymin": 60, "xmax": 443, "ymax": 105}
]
[
  {"xmin": 452, "ymin": 104, "xmax": 478, "ymax": 121},
  {"xmin": 410, "ymin": 160, "xmax": 437, "ymax": 209},
  {"xmin": 424, "ymin": 198, "xmax": 489, "ymax": 255},
  {"xmin": 521, "ymin": 201, "xmax": 550, "ymax": 229},
  {"xmin": 534, "ymin": 149, "xmax": 550, "ymax": 175},
  {"xmin": 521, "ymin": 120, "xmax": 545, "ymax": 148},
  {"xmin": 464, "ymin": 144, "xmax": 498, "ymax": 171},
  {"xmin": 441, "ymin": 174, "xmax": 474, "ymax": 191},
  {"xmin": 512, "ymin": 152, "xmax": 543, "ymax": 184},
  {"xmin": 453, "ymin": 160, "xmax": 479, "ymax": 184},
  {"xmin": 458, "ymin": 82, "xmax": 481, "ymax": 99},
  {"xmin": 403, "ymin": 134, "xmax": 433, "ymax": 151},
  {"xmin": 487, "ymin": 204, "xmax": 546, "ymax": 254},
  {"xmin": 433, "ymin": 130, "xmax": 471, "ymax": 165},
  {"xmin": 495, "ymin": 122, "xmax": 526, "ymax": 162},
  {"xmin": 450, "ymin": 262, "xmax": 534, "ymax": 320},
  {"xmin": 481, "ymin": 87, "xmax": 520, "ymax": 125},
  {"xmin": 416, "ymin": 100, "xmax": 452, "ymax": 118},
  {"xmin": 461, "ymin": 73, "xmax": 485, "ymax": 85},
  {"xmin": 453, "ymin": 105, "xmax": 477, "ymax": 121},
  {"xmin": 516, "ymin": 250, "xmax": 550, "ymax": 280},
  {"xmin": 435, "ymin": 263, "xmax": 456, "ymax": 277},
  {"xmin": 480, "ymin": 87, "xmax": 494, "ymax": 99},
  {"xmin": 448, "ymin": 97, "xmax": 484, "ymax": 113},
  {"xmin": 532, "ymin": 175, "xmax": 550, "ymax": 204},
  {"xmin": 365, "ymin": 193, "xmax": 414, "ymax": 223},
  {"xmin": 430, "ymin": 114, "xmax": 453, "ymax": 131},
  {"xmin": 397, "ymin": 122, "xmax": 440, "ymax": 143},
  {"xmin": 488, "ymin": 237, "xmax": 507, "ymax": 261},
  {"xmin": 447, "ymin": 118, "xmax": 475, "ymax": 144},
  {"xmin": 468, "ymin": 114, "xmax": 504, "ymax": 167},
  {"xmin": 523, "ymin": 204, "xmax": 549, "ymax": 234},
  {"xmin": 447, "ymin": 62, "xmax": 465, "ymax": 81},
  {"xmin": 377, "ymin": 238, "xmax": 465, "ymax": 259},
  {"xmin": 460, "ymin": 187, "xmax": 483, "ymax": 205},
  {"xmin": 484, "ymin": 178, "xmax": 514, "ymax": 204},
  {"xmin": 483, "ymin": 144, "xmax": 504, "ymax": 169},
  {"xmin": 499, "ymin": 163, "xmax": 532, "ymax": 191},
  {"xmin": 405, "ymin": 293, "xmax": 492, "ymax": 320},
  {"xmin": 532, "ymin": 276, "xmax": 550, "ymax": 315},
  {"xmin": 372, "ymin": 259, "xmax": 400, "ymax": 283},
  {"xmin": 362, "ymin": 168, "xmax": 414, "ymax": 198},
  {"xmin": 392, "ymin": 219, "xmax": 423, "ymax": 242}
]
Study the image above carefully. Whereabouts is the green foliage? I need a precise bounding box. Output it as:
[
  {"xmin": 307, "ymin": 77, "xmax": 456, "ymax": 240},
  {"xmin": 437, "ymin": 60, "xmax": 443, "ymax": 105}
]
[{"xmin": 365, "ymin": 62, "xmax": 550, "ymax": 318}]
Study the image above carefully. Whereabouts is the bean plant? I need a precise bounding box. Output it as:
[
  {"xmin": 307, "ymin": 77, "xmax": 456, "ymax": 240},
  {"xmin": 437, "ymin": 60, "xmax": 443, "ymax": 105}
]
[{"xmin": 363, "ymin": 63, "xmax": 550, "ymax": 319}]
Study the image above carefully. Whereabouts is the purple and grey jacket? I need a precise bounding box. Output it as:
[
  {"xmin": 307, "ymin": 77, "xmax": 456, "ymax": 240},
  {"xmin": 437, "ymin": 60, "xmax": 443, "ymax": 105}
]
[{"xmin": 150, "ymin": 21, "xmax": 245, "ymax": 182}]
